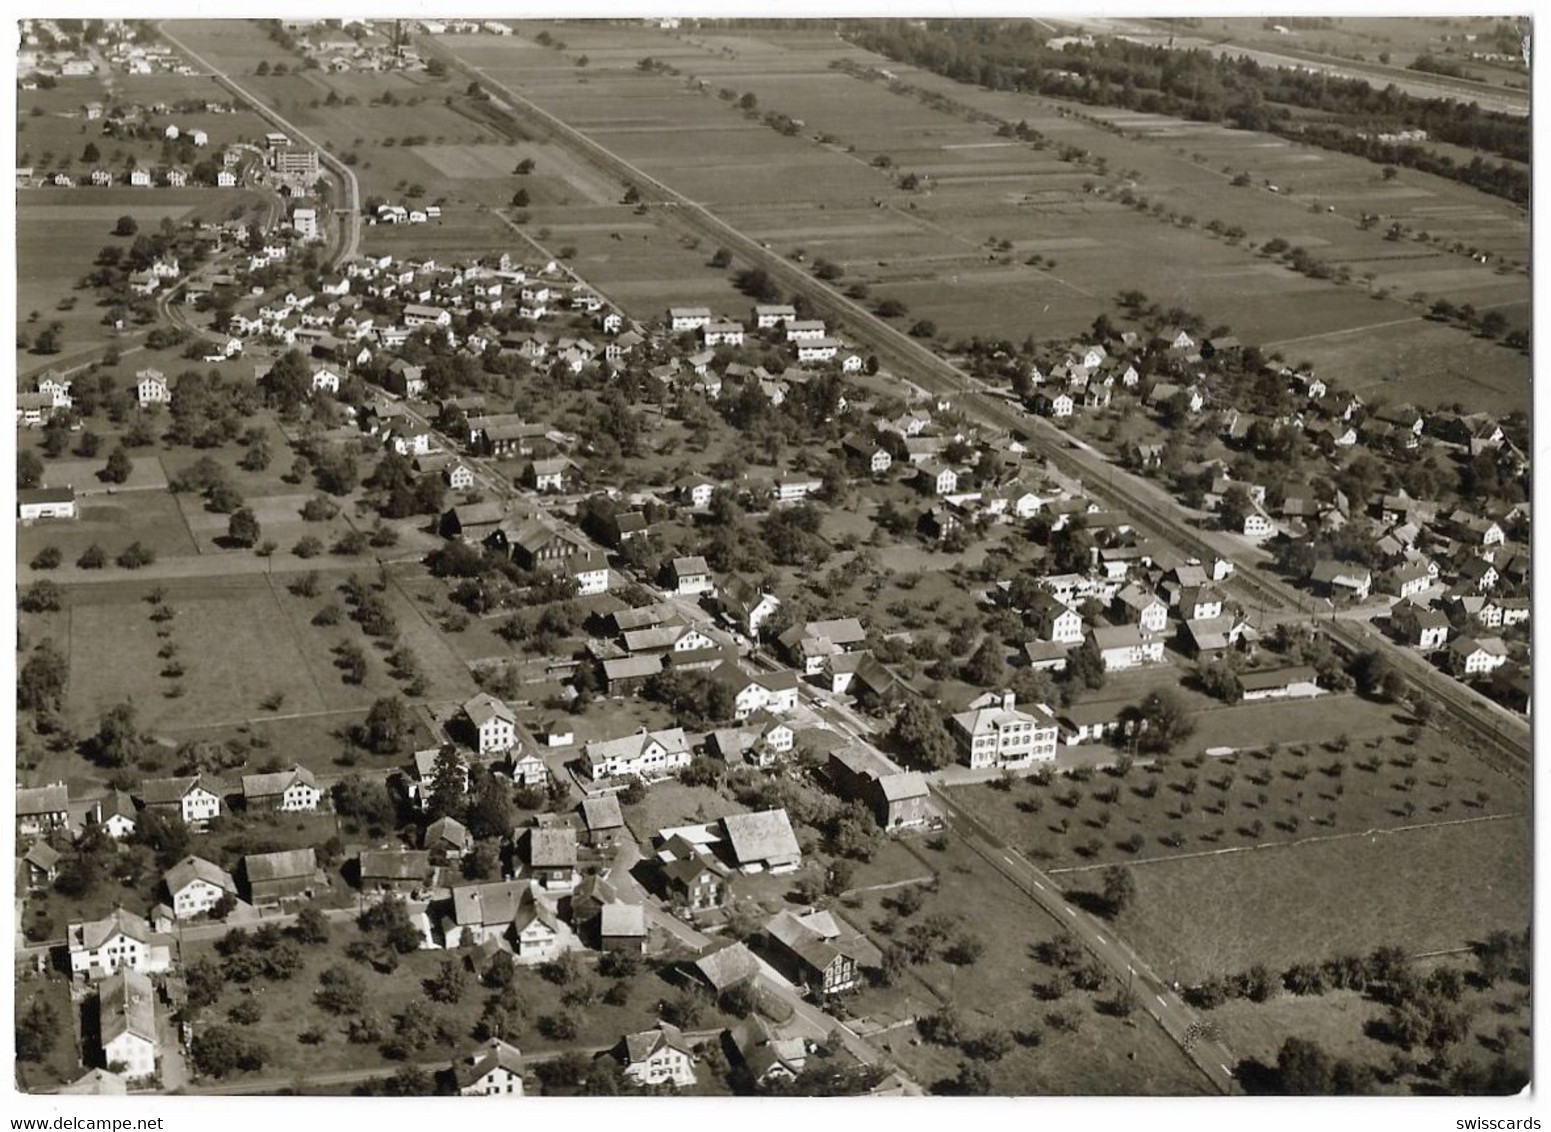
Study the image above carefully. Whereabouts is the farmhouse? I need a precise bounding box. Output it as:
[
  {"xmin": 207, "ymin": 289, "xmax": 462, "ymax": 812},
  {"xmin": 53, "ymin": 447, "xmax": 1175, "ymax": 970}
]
[
  {"xmin": 1310, "ymin": 560, "xmax": 1373, "ymax": 602},
  {"xmin": 763, "ymin": 909, "xmax": 874, "ymax": 996},
  {"xmin": 137, "ymin": 369, "xmax": 171, "ymax": 406},
  {"xmin": 524, "ymin": 827, "xmax": 579, "ymax": 892},
  {"xmin": 1091, "ymin": 625, "xmax": 1165, "ymax": 671},
  {"xmin": 358, "ymin": 848, "xmax": 434, "ymax": 895},
  {"xmin": 668, "ymin": 306, "xmax": 712, "ymax": 331},
  {"xmin": 97, "ymin": 970, "xmax": 159, "ymax": 1080},
  {"xmin": 242, "ymin": 848, "xmax": 322, "ymax": 906},
  {"xmin": 826, "ymin": 745, "xmax": 931, "ymax": 830},
  {"xmin": 613, "ymin": 1024, "xmax": 697, "ymax": 1089},
  {"xmin": 240, "ymin": 765, "xmax": 321, "ymax": 812},
  {"xmin": 68, "ymin": 908, "xmax": 167, "ymax": 980},
  {"xmin": 463, "ymin": 692, "xmax": 518, "ymax": 754},
  {"xmin": 137, "ymin": 775, "xmax": 223, "ymax": 826},
  {"xmin": 668, "ymin": 555, "xmax": 715, "ymax": 597},
  {"xmin": 453, "ymin": 1038, "xmax": 526, "ymax": 1096},
  {"xmin": 164, "ymin": 855, "xmax": 237, "ymax": 920},
  {"xmin": 584, "ymin": 727, "xmax": 692, "ymax": 780},
  {"xmin": 1449, "ymin": 636, "xmax": 1509, "ymax": 678}
]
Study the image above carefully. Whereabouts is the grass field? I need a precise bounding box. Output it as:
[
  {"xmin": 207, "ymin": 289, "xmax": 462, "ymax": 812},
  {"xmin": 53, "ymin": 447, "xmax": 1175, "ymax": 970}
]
[
  {"xmin": 843, "ymin": 834, "xmax": 1212, "ymax": 1094},
  {"xmin": 19, "ymin": 489, "xmax": 198, "ymax": 565},
  {"xmin": 1111, "ymin": 813, "xmax": 1531, "ymax": 983},
  {"xmin": 15, "ymin": 187, "xmax": 270, "ymax": 379}
]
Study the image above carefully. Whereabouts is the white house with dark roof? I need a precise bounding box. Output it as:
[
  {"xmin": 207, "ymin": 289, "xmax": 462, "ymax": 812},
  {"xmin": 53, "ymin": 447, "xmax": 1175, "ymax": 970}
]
[
  {"xmin": 463, "ymin": 693, "xmax": 517, "ymax": 754},
  {"xmin": 97, "ymin": 970, "xmax": 158, "ymax": 1080},
  {"xmin": 68, "ymin": 909, "xmax": 170, "ymax": 980},
  {"xmin": 453, "ymin": 1038, "xmax": 525, "ymax": 1096},
  {"xmin": 240, "ymin": 765, "xmax": 321, "ymax": 812},
  {"xmin": 17, "ymin": 782, "xmax": 69, "ymax": 838},
  {"xmin": 614, "ymin": 1024, "xmax": 696, "ymax": 1088},
  {"xmin": 164, "ymin": 855, "xmax": 237, "ymax": 920},
  {"xmin": 137, "ymin": 775, "xmax": 223, "ymax": 825},
  {"xmin": 669, "ymin": 555, "xmax": 715, "ymax": 597},
  {"xmin": 668, "ymin": 306, "xmax": 712, "ymax": 331},
  {"xmin": 950, "ymin": 691, "xmax": 1059, "ymax": 768}
]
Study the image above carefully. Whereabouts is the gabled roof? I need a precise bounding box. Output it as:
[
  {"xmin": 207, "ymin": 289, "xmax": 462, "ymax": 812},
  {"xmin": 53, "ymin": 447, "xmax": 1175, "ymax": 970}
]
[
  {"xmin": 426, "ymin": 816, "xmax": 472, "ymax": 850},
  {"xmin": 453, "ymin": 1038, "xmax": 524, "ymax": 1088},
  {"xmin": 451, "ymin": 879, "xmax": 529, "ymax": 928},
  {"xmin": 358, "ymin": 848, "xmax": 432, "ymax": 881},
  {"xmin": 165, "ymin": 855, "xmax": 235, "ymax": 895},
  {"xmin": 600, "ymin": 901, "xmax": 647, "ymax": 939},
  {"xmin": 240, "ymin": 765, "xmax": 318, "ymax": 799},
  {"xmin": 98, "ymin": 969, "xmax": 157, "ymax": 1047},
  {"xmin": 463, "ymin": 692, "xmax": 514, "ymax": 727},
  {"xmin": 720, "ymin": 809, "xmax": 800, "ymax": 865},
  {"xmin": 622, "ymin": 1023, "xmax": 691, "ymax": 1065},
  {"xmin": 71, "ymin": 907, "xmax": 151, "ymax": 951},
  {"xmin": 528, "ymin": 827, "xmax": 577, "ymax": 869},
  {"xmin": 1239, "ymin": 665, "xmax": 1319, "ymax": 692},
  {"xmin": 691, "ymin": 939, "xmax": 762, "ymax": 991},
  {"xmin": 17, "ymin": 782, "xmax": 69, "ymax": 815},
  {"xmin": 243, "ymin": 847, "xmax": 318, "ymax": 884},
  {"xmin": 138, "ymin": 775, "xmax": 221, "ymax": 806},
  {"xmin": 580, "ymin": 794, "xmax": 624, "ymax": 832}
]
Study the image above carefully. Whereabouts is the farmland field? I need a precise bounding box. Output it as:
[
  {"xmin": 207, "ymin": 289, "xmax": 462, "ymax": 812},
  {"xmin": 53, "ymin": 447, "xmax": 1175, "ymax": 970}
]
[
  {"xmin": 415, "ymin": 20, "xmax": 1528, "ymax": 413},
  {"xmin": 1111, "ymin": 813, "xmax": 1531, "ymax": 983},
  {"xmin": 16, "ymin": 188, "xmax": 271, "ymax": 379}
]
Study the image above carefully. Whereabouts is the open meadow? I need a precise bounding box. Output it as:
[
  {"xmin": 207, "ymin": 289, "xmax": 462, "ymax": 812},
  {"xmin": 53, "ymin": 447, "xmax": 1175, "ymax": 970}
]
[{"xmin": 1112, "ymin": 813, "xmax": 1531, "ymax": 983}]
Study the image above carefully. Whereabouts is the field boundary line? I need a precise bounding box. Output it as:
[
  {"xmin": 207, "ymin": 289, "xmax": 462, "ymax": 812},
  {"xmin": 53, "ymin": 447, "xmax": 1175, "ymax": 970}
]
[{"xmin": 1044, "ymin": 809, "xmax": 1527, "ymax": 875}]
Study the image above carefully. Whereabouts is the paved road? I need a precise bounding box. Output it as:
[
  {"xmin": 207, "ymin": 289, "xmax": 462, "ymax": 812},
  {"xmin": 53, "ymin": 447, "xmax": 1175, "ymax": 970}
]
[
  {"xmin": 928, "ymin": 783, "xmax": 1240, "ymax": 1094},
  {"xmin": 157, "ymin": 22, "xmax": 362, "ymax": 267}
]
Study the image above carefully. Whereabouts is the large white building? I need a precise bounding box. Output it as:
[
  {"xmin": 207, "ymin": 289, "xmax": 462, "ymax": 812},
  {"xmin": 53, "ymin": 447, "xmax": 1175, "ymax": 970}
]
[
  {"xmin": 950, "ymin": 692, "xmax": 1059, "ymax": 769},
  {"xmin": 290, "ymin": 206, "xmax": 319, "ymax": 241}
]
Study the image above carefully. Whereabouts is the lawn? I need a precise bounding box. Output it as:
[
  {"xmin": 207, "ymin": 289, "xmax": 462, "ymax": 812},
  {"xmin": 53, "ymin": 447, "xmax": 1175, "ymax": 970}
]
[
  {"xmin": 19, "ymin": 490, "xmax": 198, "ymax": 566},
  {"xmin": 1110, "ymin": 813, "xmax": 1531, "ymax": 984},
  {"xmin": 952, "ymin": 709, "xmax": 1524, "ymax": 870},
  {"xmin": 61, "ymin": 574, "xmax": 335, "ymax": 733}
]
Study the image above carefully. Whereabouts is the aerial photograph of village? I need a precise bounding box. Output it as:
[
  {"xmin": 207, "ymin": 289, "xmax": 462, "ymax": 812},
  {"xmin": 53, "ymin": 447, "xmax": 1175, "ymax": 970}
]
[{"xmin": 10, "ymin": 12, "xmax": 1533, "ymax": 1107}]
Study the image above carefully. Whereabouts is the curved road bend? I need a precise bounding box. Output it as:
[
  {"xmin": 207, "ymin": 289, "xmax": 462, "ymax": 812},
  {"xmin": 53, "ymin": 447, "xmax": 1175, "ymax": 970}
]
[{"xmin": 155, "ymin": 22, "xmax": 362, "ymax": 268}]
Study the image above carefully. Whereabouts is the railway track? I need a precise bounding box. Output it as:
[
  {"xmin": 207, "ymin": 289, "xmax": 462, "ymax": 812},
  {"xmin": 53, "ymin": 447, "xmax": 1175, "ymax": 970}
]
[{"xmin": 422, "ymin": 35, "xmax": 1536, "ymax": 777}]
